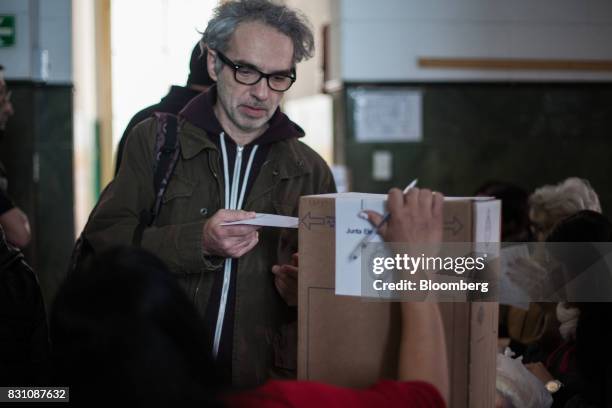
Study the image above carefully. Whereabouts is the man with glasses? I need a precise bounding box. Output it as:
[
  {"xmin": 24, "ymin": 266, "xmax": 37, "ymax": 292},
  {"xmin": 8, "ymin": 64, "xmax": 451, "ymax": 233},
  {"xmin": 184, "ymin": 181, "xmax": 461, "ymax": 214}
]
[
  {"xmin": 83, "ymin": 0, "xmax": 335, "ymax": 387},
  {"xmin": 0, "ymin": 65, "xmax": 31, "ymax": 249}
]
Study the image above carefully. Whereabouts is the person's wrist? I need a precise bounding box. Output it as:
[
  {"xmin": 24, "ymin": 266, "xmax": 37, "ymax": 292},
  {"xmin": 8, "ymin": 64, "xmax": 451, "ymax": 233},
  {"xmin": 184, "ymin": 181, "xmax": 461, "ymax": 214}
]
[{"xmin": 400, "ymin": 302, "xmax": 440, "ymax": 325}]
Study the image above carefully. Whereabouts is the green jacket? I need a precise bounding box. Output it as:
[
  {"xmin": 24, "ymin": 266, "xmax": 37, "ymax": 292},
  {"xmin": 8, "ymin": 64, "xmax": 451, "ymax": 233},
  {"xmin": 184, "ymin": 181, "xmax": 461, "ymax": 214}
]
[{"xmin": 83, "ymin": 109, "xmax": 335, "ymax": 387}]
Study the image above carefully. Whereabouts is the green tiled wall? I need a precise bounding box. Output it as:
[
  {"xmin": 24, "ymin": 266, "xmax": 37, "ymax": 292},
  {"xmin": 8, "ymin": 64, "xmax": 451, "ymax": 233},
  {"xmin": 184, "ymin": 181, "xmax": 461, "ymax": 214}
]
[
  {"xmin": 0, "ymin": 81, "xmax": 74, "ymax": 309},
  {"xmin": 344, "ymin": 83, "xmax": 612, "ymax": 210}
]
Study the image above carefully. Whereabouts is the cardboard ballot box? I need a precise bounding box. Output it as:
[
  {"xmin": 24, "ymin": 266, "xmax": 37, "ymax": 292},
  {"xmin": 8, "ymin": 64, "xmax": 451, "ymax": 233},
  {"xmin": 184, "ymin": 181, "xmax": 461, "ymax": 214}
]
[{"xmin": 298, "ymin": 193, "xmax": 501, "ymax": 408}]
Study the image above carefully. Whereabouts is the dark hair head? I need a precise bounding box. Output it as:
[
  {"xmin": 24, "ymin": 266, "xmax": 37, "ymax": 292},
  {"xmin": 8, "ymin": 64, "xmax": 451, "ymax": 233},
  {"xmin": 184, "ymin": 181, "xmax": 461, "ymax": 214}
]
[
  {"xmin": 50, "ymin": 247, "xmax": 220, "ymax": 407},
  {"xmin": 187, "ymin": 42, "xmax": 214, "ymax": 87},
  {"xmin": 544, "ymin": 212, "xmax": 612, "ymax": 405},
  {"xmin": 546, "ymin": 211, "xmax": 612, "ymax": 302},
  {"xmin": 546, "ymin": 210, "xmax": 612, "ymax": 243},
  {"xmin": 546, "ymin": 210, "xmax": 612, "ymax": 272}
]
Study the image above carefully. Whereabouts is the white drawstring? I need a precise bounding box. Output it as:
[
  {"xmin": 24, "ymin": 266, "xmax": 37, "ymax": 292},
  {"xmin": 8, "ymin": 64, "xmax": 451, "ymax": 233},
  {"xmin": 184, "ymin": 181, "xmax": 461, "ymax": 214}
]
[
  {"xmin": 212, "ymin": 132, "xmax": 259, "ymax": 359},
  {"xmin": 219, "ymin": 132, "xmax": 230, "ymax": 210},
  {"xmin": 238, "ymin": 145, "xmax": 259, "ymax": 209}
]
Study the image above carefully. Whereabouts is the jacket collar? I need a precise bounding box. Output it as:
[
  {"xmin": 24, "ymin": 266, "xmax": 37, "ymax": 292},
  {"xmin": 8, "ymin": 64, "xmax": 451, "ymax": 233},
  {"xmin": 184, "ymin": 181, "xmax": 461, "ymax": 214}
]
[
  {"xmin": 177, "ymin": 120, "xmax": 217, "ymax": 160},
  {"xmin": 243, "ymin": 138, "xmax": 310, "ymax": 208},
  {"xmin": 177, "ymin": 121, "xmax": 309, "ymax": 180},
  {"xmin": 177, "ymin": 85, "xmax": 305, "ymax": 160}
]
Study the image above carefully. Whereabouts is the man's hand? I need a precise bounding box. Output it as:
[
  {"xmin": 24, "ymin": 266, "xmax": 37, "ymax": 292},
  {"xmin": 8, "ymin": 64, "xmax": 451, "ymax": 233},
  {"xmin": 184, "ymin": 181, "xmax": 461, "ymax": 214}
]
[
  {"xmin": 202, "ymin": 209, "xmax": 260, "ymax": 258},
  {"xmin": 272, "ymin": 253, "xmax": 298, "ymax": 306}
]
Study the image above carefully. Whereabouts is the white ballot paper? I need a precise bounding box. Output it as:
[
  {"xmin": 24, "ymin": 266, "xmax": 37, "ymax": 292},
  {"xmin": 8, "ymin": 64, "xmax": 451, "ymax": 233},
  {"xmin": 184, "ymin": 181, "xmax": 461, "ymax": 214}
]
[
  {"xmin": 221, "ymin": 213, "xmax": 298, "ymax": 228},
  {"xmin": 335, "ymin": 193, "xmax": 387, "ymax": 296}
]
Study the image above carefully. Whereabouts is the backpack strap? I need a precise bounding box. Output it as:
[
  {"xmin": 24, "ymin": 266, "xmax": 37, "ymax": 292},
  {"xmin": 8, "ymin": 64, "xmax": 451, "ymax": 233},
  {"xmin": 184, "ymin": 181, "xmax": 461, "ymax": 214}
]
[{"xmin": 132, "ymin": 113, "xmax": 181, "ymax": 246}]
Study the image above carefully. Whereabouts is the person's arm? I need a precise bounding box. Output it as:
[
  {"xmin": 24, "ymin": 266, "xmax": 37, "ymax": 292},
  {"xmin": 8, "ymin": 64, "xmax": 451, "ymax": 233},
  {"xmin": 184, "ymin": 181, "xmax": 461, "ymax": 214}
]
[
  {"xmin": 85, "ymin": 119, "xmax": 258, "ymax": 274},
  {"xmin": 366, "ymin": 188, "xmax": 449, "ymax": 405},
  {"xmin": 84, "ymin": 119, "xmax": 202, "ymax": 273},
  {"xmin": 0, "ymin": 190, "xmax": 31, "ymax": 248},
  {"xmin": 272, "ymin": 253, "xmax": 298, "ymax": 306},
  {"xmin": 398, "ymin": 302, "xmax": 449, "ymax": 405},
  {"xmin": 115, "ymin": 108, "xmax": 156, "ymax": 175},
  {"xmin": 271, "ymin": 146, "xmax": 336, "ymax": 305}
]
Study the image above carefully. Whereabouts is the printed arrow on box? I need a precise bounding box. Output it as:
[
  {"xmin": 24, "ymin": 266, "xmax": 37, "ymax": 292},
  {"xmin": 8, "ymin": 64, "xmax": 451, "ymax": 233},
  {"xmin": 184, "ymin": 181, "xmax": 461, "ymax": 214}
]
[
  {"xmin": 300, "ymin": 212, "xmax": 329, "ymax": 230},
  {"xmin": 444, "ymin": 216, "xmax": 463, "ymax": 235}
]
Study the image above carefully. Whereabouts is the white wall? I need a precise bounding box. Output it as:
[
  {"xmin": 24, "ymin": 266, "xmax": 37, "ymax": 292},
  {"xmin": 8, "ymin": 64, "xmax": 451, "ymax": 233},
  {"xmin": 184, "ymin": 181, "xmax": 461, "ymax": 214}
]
[
  {"xmin": 0, "ymin": 0, "xmax": 72, "ymax": 83},
  {"xmin": 333, "ymin": 0, "xmax": 612, "ymax": 81},
  {"xmin": 284, "ymin": 0, "xmax": 330, "ymax": 99},
  {"xmin": 282, "ymin": 0, "xmax": 334, "ymax": 166},
  {"xmin": 111, "ymin": 0, "xmax": 216, "ymax": 147}
]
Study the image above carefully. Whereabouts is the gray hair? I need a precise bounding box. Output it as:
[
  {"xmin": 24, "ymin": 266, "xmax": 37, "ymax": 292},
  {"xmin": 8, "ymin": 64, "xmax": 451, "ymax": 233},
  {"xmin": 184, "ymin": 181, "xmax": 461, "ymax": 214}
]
[
  {"xmin": 529, "ymin": 177, "xmax": 602, "ymax": 226},
  {"xmin": 202, "ymin": 0, "xmax": 314, "ymax": 70}
]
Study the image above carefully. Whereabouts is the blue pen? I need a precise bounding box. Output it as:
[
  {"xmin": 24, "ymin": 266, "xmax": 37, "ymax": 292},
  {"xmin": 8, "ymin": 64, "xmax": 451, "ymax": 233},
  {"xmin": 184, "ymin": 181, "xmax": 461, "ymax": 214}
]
[{"xmin": 348, "ymin": 179, "xmax": 418, "ymax": 261}]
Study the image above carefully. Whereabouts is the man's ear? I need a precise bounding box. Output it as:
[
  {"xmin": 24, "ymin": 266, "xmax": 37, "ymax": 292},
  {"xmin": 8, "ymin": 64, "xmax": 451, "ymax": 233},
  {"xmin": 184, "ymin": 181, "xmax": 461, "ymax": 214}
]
[{"xmin": 206, "ymin": 49, "xmax": 218, "ymax": 82}]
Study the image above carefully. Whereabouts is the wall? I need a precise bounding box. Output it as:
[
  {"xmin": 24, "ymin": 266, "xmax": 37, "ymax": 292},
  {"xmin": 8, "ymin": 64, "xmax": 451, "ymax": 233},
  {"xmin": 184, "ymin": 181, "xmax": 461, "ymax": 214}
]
[
  {"xmin": 344, "ymin": 83, "xmax": 612, "ymax": 211},
  {"xmin": 72, "ymin": 0, "xmax": 98, "ymax": 234},
  {"xmin": 284, "ymin": 0, "xmax": 330, "ymax": 99},
  {"xmin": 332, "ymin": 0, "xmax": 612, "ymax": 81},
  {"xmin": 282, "ymin": 0, "xmax": 335, "ymax": 166},
  {"xmin": 111, "ymin": 0, "xmax": 216, "ymax": 152},
  {"xmin": 0, "ymin": 0, "xmax": 72, "ymax": 83},
  {"xmin": 331, "ymin": 1, "xmax": 612, "ymax": 212},
  {"xmin": 0, "ymin": 0, "xmax": 74, "ymax": 308}
]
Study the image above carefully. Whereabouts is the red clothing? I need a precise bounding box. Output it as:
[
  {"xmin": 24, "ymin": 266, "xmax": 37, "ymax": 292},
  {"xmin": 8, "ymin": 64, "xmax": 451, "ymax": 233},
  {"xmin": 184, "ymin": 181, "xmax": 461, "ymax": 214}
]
[{"xmin": 226, "ymin": 380, "xmax": 445, "ymax": 408}]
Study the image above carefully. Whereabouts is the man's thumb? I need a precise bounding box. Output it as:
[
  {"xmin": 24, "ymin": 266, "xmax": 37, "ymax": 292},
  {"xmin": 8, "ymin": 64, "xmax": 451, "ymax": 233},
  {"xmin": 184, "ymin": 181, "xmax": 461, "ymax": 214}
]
[{"xmin": 218, "ymin": 209, "xmax": 257, "ymax": 222}]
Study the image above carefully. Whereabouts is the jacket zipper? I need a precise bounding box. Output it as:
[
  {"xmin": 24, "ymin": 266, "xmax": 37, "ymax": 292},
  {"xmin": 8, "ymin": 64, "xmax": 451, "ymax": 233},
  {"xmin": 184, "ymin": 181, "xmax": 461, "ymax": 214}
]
[
  {"xmin": 212, "ymin": 142, "xmax": 242, "ymax": 359},
  {"xmin": 213, "ymin": 133, "xmax": 261, "ymax": 360}
]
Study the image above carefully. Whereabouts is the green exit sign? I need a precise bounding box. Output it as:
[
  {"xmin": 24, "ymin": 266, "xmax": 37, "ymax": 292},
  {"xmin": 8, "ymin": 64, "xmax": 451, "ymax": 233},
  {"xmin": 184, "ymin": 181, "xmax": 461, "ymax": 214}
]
[{"xmin": 0, "ymin": 15, "xmax": 16, "ymax": 47}]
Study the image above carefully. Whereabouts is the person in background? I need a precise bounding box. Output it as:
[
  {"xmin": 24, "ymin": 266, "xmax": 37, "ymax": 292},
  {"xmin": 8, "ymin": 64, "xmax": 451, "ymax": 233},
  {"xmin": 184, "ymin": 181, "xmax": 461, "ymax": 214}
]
[
  {"xmin": 0, "ymin": 224, "xmax": 49, "ymax": 385},
  {"xmin": 52, "ymin": 188, "xmax": 448, "ymax": 407},
  {"xmin": 114, "ymin": 43, "xmax": 214, "ymax": 174},
  {"xmin": 510, "ymin": 211, "xmax": 612, "ymax": 408},
  {"xmin": 0, "ymin": 64, "xmax": 31, "ymax": 249},
  {"xmin": 529, "ymin": 177, "xmax": 601, "ymax": 243},
  {"xmin": 506, "ymin": 177, "xmax": 602, "ymax": 357},
  {"xmin": 475, "ymin": 180, "xmax": 533, "ymax": 342},
  {"xmin": 50, "ymin": 246, "xmax": 222, "ymax": 407}
]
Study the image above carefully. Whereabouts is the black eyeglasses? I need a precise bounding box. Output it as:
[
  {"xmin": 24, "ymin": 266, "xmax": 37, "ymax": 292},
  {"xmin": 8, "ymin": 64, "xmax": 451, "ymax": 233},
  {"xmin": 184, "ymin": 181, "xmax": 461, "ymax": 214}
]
[{"xmin": 214, "ymin": 50, "xmax": 296, "ymax": 92}]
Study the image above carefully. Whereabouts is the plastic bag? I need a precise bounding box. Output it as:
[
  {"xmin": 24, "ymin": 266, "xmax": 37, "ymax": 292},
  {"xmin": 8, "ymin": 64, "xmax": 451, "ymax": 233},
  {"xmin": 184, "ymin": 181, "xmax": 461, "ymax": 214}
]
[{"xmin": 496, "ymin": 348, "xmax": 553, "ymax": 408}]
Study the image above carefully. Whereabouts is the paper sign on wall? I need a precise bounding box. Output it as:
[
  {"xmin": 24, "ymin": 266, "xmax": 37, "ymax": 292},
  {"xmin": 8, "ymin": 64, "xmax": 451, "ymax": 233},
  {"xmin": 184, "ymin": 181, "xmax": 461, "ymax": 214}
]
[{"xmin": 350, "ymin": 88, "xmax": 422, "ymax": 143}]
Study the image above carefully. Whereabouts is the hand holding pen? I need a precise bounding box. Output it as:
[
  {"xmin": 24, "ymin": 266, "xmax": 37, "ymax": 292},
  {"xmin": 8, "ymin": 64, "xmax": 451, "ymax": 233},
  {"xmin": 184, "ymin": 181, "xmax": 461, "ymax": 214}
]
[
  {"xmin": 363, "ymin": 187, "xmax": 443, "ymax": 247},
  {"xmin": 348, "ymin": 179, "xmax": 417, "ymax": 261}
]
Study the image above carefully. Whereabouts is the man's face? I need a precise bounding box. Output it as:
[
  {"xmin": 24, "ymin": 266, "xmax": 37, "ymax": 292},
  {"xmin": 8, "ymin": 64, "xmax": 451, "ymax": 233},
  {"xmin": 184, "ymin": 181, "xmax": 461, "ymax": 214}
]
[
  {"xmin": 0, "ymin": 77, "xmax": 14, "ymax": 131},
  {"xmin": 208, "ymin": 21, "xmax": 294, "ymax": 136}
]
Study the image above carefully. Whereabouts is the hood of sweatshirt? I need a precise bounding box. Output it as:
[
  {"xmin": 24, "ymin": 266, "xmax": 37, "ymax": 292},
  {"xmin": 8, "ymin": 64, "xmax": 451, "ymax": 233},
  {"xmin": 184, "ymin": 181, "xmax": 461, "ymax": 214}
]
[{"xmin": 179, "ymin": 85, "xmax": 304, "ymax": 146}]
